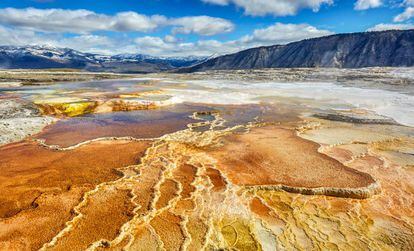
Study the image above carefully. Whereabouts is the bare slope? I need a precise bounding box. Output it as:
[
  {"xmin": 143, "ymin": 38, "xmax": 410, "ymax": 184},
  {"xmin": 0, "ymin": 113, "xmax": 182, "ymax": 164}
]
[{"xmin": 181, "ymin": 30, "xmax": 414, "ymax": 72}]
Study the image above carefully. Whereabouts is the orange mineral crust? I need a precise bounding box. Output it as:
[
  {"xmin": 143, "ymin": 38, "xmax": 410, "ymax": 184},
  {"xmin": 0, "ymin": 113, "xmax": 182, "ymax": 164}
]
[
  {"xmin": 208, "ymin": 126, "xmax": 378, "ymax": 198},
  {"xmin": 150, "ymin": 211, "xmax": 186, "ymax": 251},
  {"xmin": 45, "ymin": 188, "xmax": 135, "ymax": 251},
  {"xmin": 1, "ymin": 100, "xmax": 413, "ymax": 250},
  {"xmin": 0, "ymin": 140, "xmax": 151, "ymax": 250}
]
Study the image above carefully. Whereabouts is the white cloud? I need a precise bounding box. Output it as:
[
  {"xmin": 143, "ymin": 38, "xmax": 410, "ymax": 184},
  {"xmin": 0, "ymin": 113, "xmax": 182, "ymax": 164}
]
[
  {"xmin": 0, "ymin": 8, "xmax": 234, "ymax": 36},
  {"xmin": 202, "ymin": 0, "xmax": 228, "ymax": 5},
  {"xmin": 201, "ymin": 0, "xmax": 333, "ymax": 16},
  {"xmin": 0, "ymin": 25, "xmax": 119, "ymax": 54},
  {"xmin": 354, "ymin": 0, "xmax": 383, "ymax": 10},
  {"xmin": 164, "ymin": 35, "xmax": 177, "ymax": 43},
  {"xmin": 394, "ymin": 7, "xmax": 414, "ymax": 22},
  {"xmin": 0, "ymin": 7, "xmax": 333, "ymax": 57},
  {"xmin": 0, "ymin": 25, "xmax": 56, "ymax": 45},
  {"xmin": 402, "ymin": 0, "xmax": 414, "ymax": 6},
  {"xmin": 240, "ymin": 23, "xmax": 333, "ymax": 46},
  {"xmin": 0, "ymin": 8, "xmax": 117, "ymax": 33},
  {"xmin": 392, "ymin": 0, "xmax": 414, "ymax": 22},
  {"xmin": 0, "ymin": 22, "xmax": 332, "ymax": 57},
  {"xmin": 133, "ymin": 23, "xmax": 333, "ymax": 57},
  {"xmin": 110, "ymin": 12, "xmax": 165, "ymax": 32},
  {"xmin": 367, "ymin": 23, "xmax": 414, "ymax": 31},
  {"xmin": 171, "ymin": 16, "xmax": 234, "ymax": 36},
  {"xmin": 133, "ymin": 36, "xmax": 237, "ymax": 57},
  {"xmin": 56, "ymin": 35, "xmax": 116, "ymax": 54}
]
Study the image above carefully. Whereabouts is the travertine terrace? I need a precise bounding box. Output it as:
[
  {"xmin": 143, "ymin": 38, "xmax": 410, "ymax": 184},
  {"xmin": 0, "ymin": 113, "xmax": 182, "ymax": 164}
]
[{"xmin": 0, "ymin": 68, "xmax": 413, "ymax": 250}]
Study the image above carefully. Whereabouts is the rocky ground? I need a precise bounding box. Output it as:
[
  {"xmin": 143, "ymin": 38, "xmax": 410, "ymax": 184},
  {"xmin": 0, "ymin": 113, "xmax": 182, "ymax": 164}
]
[
  {"xmin": 161, "ymin": 67, "xmax": 414, "ymax": 94},
  {"xmin": 0, "ymin": 98, "xmax": 55, "ymax": 146},
  {"xmin": 0, "ymin": 69, "xmax": 135, "ymax": 86},
  {"xmin": 0, "ymin": 68, "xmax": 413, "ymax": 250}
]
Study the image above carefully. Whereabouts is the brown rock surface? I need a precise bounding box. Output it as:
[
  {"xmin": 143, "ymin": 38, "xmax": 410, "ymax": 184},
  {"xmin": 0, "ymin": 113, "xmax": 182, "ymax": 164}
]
[
  {"xmin": 208, "ymin": 126, "xmax": 377, "ymax": 197},
  {"xmin": 0, "ymin": 140, "xmax": 151, "ymax": 250},
  {"xmin": 0, "ymin": 103, "xmax": 413, "ymax": 250},
  {"xmin": 46, "ymin": 188, "xmax": 135, "ymax": 251}
]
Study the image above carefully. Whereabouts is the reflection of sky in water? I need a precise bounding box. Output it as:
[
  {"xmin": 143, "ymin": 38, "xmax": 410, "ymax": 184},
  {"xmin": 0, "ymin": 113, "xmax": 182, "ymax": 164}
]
[
  {"xmin": 64, "ymin": 106, "xmax": 194, "ymax": 124},
  {"xmin": 3, "ymin": 79, "xmax": 157, "ymax": 100},
  {"xmin": 3, "ymin": 77, "xmax": 414, "ymax": 127},
  {"xmin": 163, "ymin": 80, "xmax": 414, "ymax": 127}
]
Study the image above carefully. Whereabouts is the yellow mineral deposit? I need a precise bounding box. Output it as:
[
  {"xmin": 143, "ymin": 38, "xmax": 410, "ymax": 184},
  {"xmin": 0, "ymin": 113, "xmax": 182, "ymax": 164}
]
[
  {"xmin": 34, "ymin": 97, "xmax": 97, "ymax": 117},
  {"xmin": 34, "ymin": 91, "xmax": 174, "ymax": 117}
]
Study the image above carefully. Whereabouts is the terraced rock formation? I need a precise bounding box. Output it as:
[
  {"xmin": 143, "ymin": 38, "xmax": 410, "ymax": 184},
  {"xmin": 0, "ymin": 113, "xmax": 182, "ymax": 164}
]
[
  {"xmin": 1, "ymin": 107, "xmax": 412, "ymax": 250},
  {"xmin": 1, "ymin": 73, "xmax": 413, "ymax": 250},
  {"xmin": 208, "ymin": 126, "xmax": 379, "ymax": 199},
  {"xmin": 0, "ymin": 139, "xmax": 151, "ymax": 250}
]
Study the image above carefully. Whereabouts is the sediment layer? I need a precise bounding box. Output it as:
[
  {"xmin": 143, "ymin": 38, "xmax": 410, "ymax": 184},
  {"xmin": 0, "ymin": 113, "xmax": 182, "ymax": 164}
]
[
  {"xmin": 0, "ymin": 79, "xmax": 413, "ymax": 250},
  {"xmin": 208, "ymin": 126, "xmax": 379, "ymax": 198},
  {"xmin": 0, "ymin": 139, "xmax": 151, "ymax": 250}
]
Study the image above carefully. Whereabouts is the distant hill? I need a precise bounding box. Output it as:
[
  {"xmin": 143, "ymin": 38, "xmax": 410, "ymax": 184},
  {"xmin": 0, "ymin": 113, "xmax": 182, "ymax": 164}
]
[
  {"xmin": 179, "ymin": 29, "xmax": 414, "ymax": 72},
  {"xmin": 0, "ymin": 45, "xmax": 206, "ymax": 73}
]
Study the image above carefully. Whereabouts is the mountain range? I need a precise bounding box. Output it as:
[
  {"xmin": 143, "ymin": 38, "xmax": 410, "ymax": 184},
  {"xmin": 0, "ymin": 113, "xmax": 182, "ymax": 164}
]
[
  {"xmin": 180, "ymin": 29, "xmax": 414, "ymax": 72},
  {"xmin": 1, "ymin": 30, "xmax": 414, "ymax": 73},
  {"xmin": 0, "ymin": 45, "xmax": 206, "ymax": 73}
]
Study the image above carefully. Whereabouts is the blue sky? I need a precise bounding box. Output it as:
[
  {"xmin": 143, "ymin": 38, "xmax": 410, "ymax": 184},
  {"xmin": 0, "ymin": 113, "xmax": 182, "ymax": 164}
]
[{"xmin": 0, "ymin": 0, "xmax": 413, "ymax": 57}]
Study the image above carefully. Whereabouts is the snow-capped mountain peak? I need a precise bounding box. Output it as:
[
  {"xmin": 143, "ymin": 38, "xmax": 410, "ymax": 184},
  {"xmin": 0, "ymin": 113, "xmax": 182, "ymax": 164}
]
[{"xmin": 0, "ymin": 45, "xmax": 207, "ymax": 72}]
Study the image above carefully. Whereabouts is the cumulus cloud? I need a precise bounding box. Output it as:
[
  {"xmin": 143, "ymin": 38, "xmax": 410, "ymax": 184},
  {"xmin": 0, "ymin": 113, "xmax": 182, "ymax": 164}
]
[
  {"xmin": 0, "ymin": 26, "xmax": 28, "ymax": 45},
  {"xmin": 240, "ymin": 23, "xmax": 333, "ymax": 46},
  {"xmin": 201, "ymin": 0, "xmax": 333, "ymax": 16},
  {"xmin": 394, "ymin": 7, "xmax": 414, "ymax": 22},
  {"xmin": 0, "ymin": 25, "xmax": 119, "ymax": 54},
  {"xmin": 354, "ymin": 0, "xmax": 383, "ymax": 10},
  {"xmin": 109, "ymin": 12, "xmax": 165, "ymax": 32},
  {"xmin": 55, "ymin": 35, "xmax": 116, "ymax": 54},
  {"xmin": 0, "ymin": 25, "xmax": 56, "ymax": 45},
  {"xmin": 0, "ymin": 28, "xmax": 231, "ymax": 57},
  {"xmin": 0, "ymin": 8, "xmax": 233, "ymax": 35},
  {"xmin": 133, "ymin": 23, "xmax": 333, "ymax": 57},
  {"xmin": 404, "ymin": 0, "xmax": 414, "ymax": 5},
  {"xmin": 367, "ymin": 23, "xmax": 414, "ymax": 31},
  {"xmin": 0, "ymin": 22, "xmax": 332, "ymax": 57},
  {"xmin": 0, "ymin": 7, "xmax": 333, "ymax": 57},
  {"xmin": 133, "ymin": 35, "xmax": 238, "ymax": 57},
  {"xmin": 392, "ymin": 0, "xmax": 414, "ymax": 22},
  {"xmin": 0, "ymin": 8, "xmax": 117, "ymax": 33},
  {"xmin": 171, "ymin": 16, "xmax": 234, "ymax": 36},
  {"xmin": 202, "ymin": 0, "xmax": 228, "ymax": 5},
  {"xmin": 164, "ymin": 35, "xmax": 177, "ymax": 43}
]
